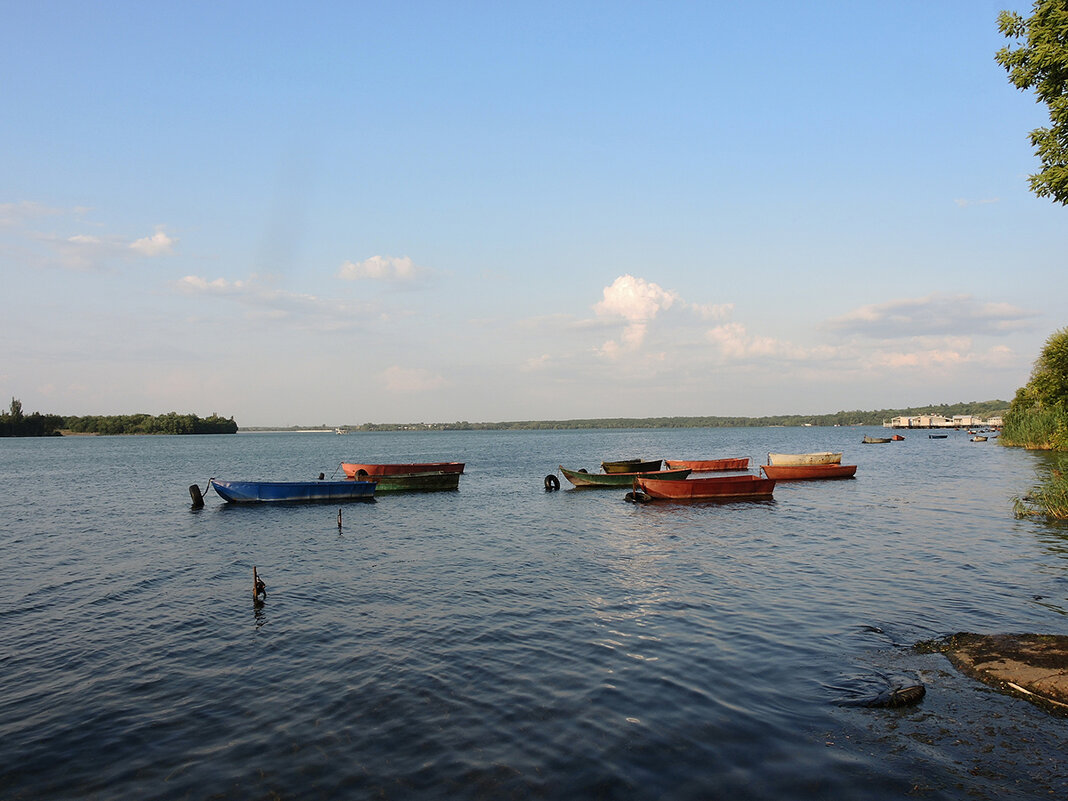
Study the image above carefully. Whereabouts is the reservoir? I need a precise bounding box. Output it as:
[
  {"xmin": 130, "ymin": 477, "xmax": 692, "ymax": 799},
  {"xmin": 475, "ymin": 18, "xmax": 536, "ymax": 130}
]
[{"xmin": 1, "ymin": 426, "xmax": 1065, "ymax": 799}]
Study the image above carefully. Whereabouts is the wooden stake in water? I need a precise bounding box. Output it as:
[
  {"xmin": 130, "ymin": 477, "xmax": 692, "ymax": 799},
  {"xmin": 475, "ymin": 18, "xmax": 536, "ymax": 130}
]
[
  {"xmin": 253, "ymin": 566, "xmax": 266, "ymax": 605},
  {"xmin": 337, "ymin": 508, "xmax": 342, "ymax": 531}
]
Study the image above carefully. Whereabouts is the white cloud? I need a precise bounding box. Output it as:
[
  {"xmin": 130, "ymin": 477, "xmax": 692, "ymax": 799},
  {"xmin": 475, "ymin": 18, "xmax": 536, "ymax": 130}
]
[
  {"xmin": 594, "ymin": 274, "xmax": 677, "ymax": 322},
  {"xmin": 0, "ymin": 201, "xmax": 64, "ymax": 227},
  {"xmin": 824, "ymin": 294, "xmax": 1037, "ymax": 339},
  {"xmin": 594, "ymin": 274, "xmax": 679, "ymax": 355},
  {"xmin": 338, "ymin": 255, "xmax": 431, "ymax": 283},
  {"xmin": 706, "ymin": 322, "xmax": 808, "ymax": 361},
  {"xmin": 6, "ymin": 205, "xmax": 177, "ymax": 271},
  {"xmin": 130, "ymin": 228, "xmax": 176, "ymax": 256},
  {"xmin": 173, "ymin": 273, "xmax": 375, "ymax": 333},
  {"xmin": 381, "ymin": 366, "xmax": 446, "ymax": 392}
]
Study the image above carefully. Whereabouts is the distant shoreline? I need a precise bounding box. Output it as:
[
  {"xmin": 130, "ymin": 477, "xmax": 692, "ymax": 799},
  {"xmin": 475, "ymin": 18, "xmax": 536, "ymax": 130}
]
[{"xmin": 239, "ymin": 400, "xmax": 1010, "ymax": 434}]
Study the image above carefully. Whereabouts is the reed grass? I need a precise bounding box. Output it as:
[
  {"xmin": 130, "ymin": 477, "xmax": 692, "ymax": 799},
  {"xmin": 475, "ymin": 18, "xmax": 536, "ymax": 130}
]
[
  {"xmin": 1013, "ymin": 459, "xmax": 1068, "ymax": 520},
  {"xmin": 1000, "ymin": 406, "xmax": 1068, "ymax": 450}
]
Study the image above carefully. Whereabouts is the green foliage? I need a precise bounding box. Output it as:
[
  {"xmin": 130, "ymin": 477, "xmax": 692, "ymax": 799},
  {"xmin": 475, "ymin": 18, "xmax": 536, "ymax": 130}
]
[
  {"xmin": 997, "ymin": 2, "xmax": 1068, "ymax": 205},
  {"xmin": 1002, "ymin": 327, "xmax": 1068, "ymax": 449},
  {"xmin": 1013, "ymin": 456, "xmax": 1068, "ymax": 519},
  {"xmin": 62, "ymin": 412, "xmax": 239, "ymax": 435},
  {"xmin": 0, "ymin": 400, "xmax": 238, "ymax": 436}
]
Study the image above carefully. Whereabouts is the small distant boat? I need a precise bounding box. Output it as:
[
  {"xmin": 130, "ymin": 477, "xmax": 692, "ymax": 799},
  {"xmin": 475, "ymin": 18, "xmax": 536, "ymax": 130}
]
[
  {"xmin": 761, "ymin": 463, "xmax": 857, "ymax": 480},
  {"xmin": 971, "ymin": 435, "xmax": 988, "ymax": 442},
  {"xmin": 890, "ymin": 434, "xmax": 905, "ymax": 441},
  {"xmin": 341, "ymin": 462, "xmax": 465, "ymax": 478},
  {"xmin": 929, "ymin": 434, "xmax": 948, "ymax": 439},
  {"xmin": 334, "ymin": 427, "xmax": 348, "ymax": 435},
  {"xmin": 664, "ymin": 457, "xmax": 749, "ymax": 472},
  {"xmin": 768, "ymin": 452, "xmax": 842, "ymax": 466},
  {"xmin": 862, "ymin": 436, "xmax": 891, "ymax": 444},
  {"xmin": 559, "ymin": 465, "xmax": 689, "ymax": 488},
  {"xmin": 210, "ymin": 478, "xmax": 375, "ymax": 504},
  {"xmin": 634, "ymin": 474, "xmax": 775, "ymax": 500},
  {"xmin": 601, "ymin": 458, "xmax": 662, "ymax": 474},
  {"xmin": 365, "ymin": 471, "xmax": 461, "ymax": 492}
]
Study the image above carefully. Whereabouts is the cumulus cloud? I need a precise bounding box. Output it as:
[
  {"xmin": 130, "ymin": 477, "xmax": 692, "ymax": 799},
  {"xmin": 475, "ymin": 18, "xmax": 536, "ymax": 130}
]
[
  {"xmin": 338, "ymin": 255, "xmax": 431, "ymax": 283},
  {"xmin": 130, "ymin": 228, "xmax": 176, "ymax": 256},
  {"xmin": 594, "ymin": 274, "xmax": 679, "ymax": 355},
  {"xmin": 824, "ymin": 294, "xmax": 1037, "ymax": 339},
  {"xmin": 381, "ymin": 365, "xmax": 446, "ymax": 392}
]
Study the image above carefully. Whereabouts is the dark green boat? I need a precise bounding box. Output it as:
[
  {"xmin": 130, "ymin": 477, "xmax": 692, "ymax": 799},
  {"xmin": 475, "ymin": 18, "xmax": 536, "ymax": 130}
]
[
  {"xmin": 558, "ymin": 465, "xmax": 690, "ymax": 488},
  {"xmin": 367, "ymin": 471, "xmax": 461, "ymax": 493}
]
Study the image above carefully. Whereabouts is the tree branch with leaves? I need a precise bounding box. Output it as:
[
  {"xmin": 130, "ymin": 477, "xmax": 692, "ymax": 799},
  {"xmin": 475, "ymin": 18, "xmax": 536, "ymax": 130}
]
[{"xmin": 997, "ymin": 1, "xmax": 1068, "ymax": 204}]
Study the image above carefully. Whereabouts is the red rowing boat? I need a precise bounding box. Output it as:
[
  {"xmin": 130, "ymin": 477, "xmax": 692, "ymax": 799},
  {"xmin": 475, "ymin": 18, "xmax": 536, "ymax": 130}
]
[
  {"xmin": 341, "ymin": 462, "xmax": 465, "ymax": 478},
  {"xmin": 760, "ymin": 464, "xmax": 856, "ymax": 480},
  {"xmin": 664, "ymin": 458, "xmax": 749, "ymax": 472},
  {"xmin": 635, "ymin": 474, "xmax": 775, "ymax": 500}
]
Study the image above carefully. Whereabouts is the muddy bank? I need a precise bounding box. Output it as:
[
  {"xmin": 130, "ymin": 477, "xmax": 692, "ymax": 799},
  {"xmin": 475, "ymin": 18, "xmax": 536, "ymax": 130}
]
[{"xmin": 919, "ymin": 633, "xmax": 1068, "ymax": 714}]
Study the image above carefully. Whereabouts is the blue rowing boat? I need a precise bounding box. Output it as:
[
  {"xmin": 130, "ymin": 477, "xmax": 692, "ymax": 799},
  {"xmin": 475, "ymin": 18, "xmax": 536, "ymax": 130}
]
[{"xmin": 209, "ymin": 478, "xmax": 376, "ymax": 504}]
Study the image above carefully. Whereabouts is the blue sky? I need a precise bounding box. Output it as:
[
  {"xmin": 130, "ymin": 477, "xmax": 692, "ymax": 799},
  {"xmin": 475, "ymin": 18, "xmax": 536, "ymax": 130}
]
[{"xmin": 2, "ymin": 1, "xmax": 1063, "ymax": 426}]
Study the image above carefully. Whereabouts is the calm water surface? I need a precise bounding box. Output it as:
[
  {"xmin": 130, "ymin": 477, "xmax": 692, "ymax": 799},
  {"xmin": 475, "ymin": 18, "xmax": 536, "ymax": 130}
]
[{"xmin": 1, "ymin": 427, "xmax": 1067, "ymax": 800}]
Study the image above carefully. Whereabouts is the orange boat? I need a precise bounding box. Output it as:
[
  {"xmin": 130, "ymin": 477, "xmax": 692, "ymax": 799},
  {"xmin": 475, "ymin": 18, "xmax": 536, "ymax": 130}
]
[
  {"xmin": 635, "ymin": 474, "xmax": 775, "ymax": 500},
  {"xmin": 760, "ymin": 464, "xmax": 857, "ymax": 480},
  {"xmin": 341, "ymin": 462, "xmax": 465, "ymax": 478},
  {"xmin": 664, "ymin": 458, "xmax": 749, "ymax": 472}
]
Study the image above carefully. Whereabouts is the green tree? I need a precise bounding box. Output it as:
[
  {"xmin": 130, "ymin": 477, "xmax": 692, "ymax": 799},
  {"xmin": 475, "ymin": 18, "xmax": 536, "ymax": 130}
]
[
  {"xmin": 1012, "ymin": 326, "xmax": 1068, "ymax": 411},
  {"xmin": 997, "ymin": 1, "xmax": 1068, "ymax": 204},
  {"xmin": 1003, "ymin": 326, "xmax": 1068, "ymax": 449}
]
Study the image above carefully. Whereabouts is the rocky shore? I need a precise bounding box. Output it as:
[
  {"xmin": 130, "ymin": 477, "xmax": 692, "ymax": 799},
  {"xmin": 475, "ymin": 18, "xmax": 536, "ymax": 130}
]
[{"xmin": 919, "ymin": 633, "xmax": 1068, "ymax": 715}]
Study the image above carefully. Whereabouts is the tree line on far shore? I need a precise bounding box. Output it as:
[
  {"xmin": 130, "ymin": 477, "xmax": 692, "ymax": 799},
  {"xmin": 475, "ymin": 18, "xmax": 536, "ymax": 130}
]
[
  {"xmin": 336, "ymin": 400, "xmax": 1010, "ymax": 432},
  {"xmin": 0, "ymin": 399, "xmax": 238, "ymax": 436}
]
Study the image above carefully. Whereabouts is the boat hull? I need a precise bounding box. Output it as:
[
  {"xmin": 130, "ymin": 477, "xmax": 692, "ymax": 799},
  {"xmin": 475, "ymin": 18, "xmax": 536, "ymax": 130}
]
[
  {"xmin": 636, "ymin": 474, "xmax": 775, "ymax": 500},
  {"xmin": 368, "ymin": 471, "xmax": 461, "ymax": 492},
  {"xmin": 559, "ymin": 466, "xmax": 690, "ymax": 488},
  {"xmin": 862, "ymin": 437, "xmax": 891, "ymax": 444},
  {"xmin": 664, "ymin": 458, "xmax": 749, "ymax": 472},
  {"xmin": 767, "ymin": 452, "xmax": 842, "ymax": 466},
  {"xmin": 601, "ymin": 459, "xmax": 662, "ymax": 474},
  {"xmin": 760, "ymin": 464, "xmax": 857, "ymax": 480},
  {"xmin": 210, "ymin": 479, "xmax": 376, "ymax": 503},
  {"xmin": 341, "ymin": 462, "xmax": 465, "ymax": 477}
]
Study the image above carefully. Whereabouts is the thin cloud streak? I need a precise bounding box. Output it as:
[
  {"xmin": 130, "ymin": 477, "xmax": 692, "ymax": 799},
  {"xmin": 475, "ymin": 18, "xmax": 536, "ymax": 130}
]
[
  {"xmin": 823, "ymin": 294, "xmax": 1038, "ymax": 339},
  {"xmin": 338, "ymin": 255, "xmax": 434, "ymax": 283}
]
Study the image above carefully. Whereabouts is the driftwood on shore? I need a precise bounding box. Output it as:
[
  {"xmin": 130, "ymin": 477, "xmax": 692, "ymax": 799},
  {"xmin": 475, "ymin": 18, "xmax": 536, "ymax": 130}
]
[{"xmin": 919, "ymin": 633, "xmax": 1068, "ymax": 714}]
